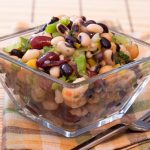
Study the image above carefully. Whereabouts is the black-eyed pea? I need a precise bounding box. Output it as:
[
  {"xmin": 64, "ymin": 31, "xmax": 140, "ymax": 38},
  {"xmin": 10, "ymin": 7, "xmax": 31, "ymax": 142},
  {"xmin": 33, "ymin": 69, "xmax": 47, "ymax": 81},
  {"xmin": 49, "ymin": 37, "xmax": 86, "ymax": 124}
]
[
  {"xmin": 49, "ymin": 66, "xmax": 60, "ymax": 78},
  {"xmin": 86, "ymin": 51, "xmax": 93, "ymax": 58},
  {"xmin": 51, "ymin": 36, "xmax": 65, "ymax": 46},
  {"xmin": 78, "ymin": 32, "xmax": 91, "ymax": 47},
  {"xmin": 120, "ymin": 45, "xmax": 131, "ymax": 59},
  {"xmin": 70, "ymin": 107, "xmax": 88, "ymax": 117},
  {"xmin": 56, "ymin": 41, "xmax": 75, "ymax": 56},
  {"xmin": 126, "ymin": 44, "xmax": 139, "ymax": 59},
  {"xmin": 22, "ymin": 49, "xmax": 41, "ymax": 63},
  {"xmin": 56, "ymin": 23, "xmax": 69, "ymax": 36},
  {"xmin": 111, "ymin": 42, "xmax": 117, "ymax": 54},
  {"xmin": 101, "ymin": 33, "xmax": 112, "ymax": 41},
  {"xmin": 104, "ymin": 49, "xmax": 115, "ymax": 65},
  {"xmin": 86, "ymin": 24, "xmax": 103, "ymax": 33},
  {"xmin": 55, "ymin": 90, "xmax": 63, "ymax": 104},
  {"xmin": 42, "ymin": 100, "xmax": 58, "ymax": 110}
]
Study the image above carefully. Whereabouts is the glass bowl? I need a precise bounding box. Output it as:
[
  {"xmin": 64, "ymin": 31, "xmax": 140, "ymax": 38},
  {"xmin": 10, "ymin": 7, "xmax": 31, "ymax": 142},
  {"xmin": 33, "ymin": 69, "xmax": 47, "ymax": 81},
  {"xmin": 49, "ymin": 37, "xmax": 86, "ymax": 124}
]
[{"xmin": 0, "ymin": 26, "xmax": 150, "ymax": 137}]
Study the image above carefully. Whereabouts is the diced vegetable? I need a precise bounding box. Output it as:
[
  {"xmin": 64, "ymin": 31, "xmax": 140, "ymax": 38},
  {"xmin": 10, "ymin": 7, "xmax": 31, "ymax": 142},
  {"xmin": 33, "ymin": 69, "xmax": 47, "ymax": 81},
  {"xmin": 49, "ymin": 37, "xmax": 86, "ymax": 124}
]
[
  {"xmin": 112, "ymin": 35, "xmax": 131, "ymax": 45},
  {"xmin": 45, "ymin": 22, "xmax": 58, "ymax": 33},
  {"xmin": 20, "ymin": 37, "xmax": 31, "ymax": 52},
  {"xmin": 74, "ymin": 51, "xmax": 87, "ymax": 75},
  {"xmin": 60, "ymin": 16, "xmax": 70, "ymax": 26}
]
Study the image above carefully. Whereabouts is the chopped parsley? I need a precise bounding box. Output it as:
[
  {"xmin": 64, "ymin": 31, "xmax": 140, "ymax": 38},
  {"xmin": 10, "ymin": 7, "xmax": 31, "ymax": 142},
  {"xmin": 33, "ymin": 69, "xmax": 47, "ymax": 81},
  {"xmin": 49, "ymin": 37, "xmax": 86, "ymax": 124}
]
[{"xmin": 115, "ymin": 51, "xmax": 130, "ymax": 64}]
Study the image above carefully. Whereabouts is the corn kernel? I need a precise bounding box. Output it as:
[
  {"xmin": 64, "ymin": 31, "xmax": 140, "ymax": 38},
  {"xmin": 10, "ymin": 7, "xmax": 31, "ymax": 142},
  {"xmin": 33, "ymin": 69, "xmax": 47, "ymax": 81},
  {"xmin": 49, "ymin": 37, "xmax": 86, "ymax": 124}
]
[
  {"xmin": 87, "ymin": 58, "xmax": 96, "ymax": 67},
  {"xmin": 26, "ymin": 59, "xmax": 37, "ymax": 69}
]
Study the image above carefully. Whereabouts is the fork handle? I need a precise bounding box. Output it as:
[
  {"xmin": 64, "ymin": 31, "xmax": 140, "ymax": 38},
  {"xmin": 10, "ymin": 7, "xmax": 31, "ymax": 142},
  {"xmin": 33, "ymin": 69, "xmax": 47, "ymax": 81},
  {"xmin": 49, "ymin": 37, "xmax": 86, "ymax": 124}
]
[{"xmin": 71, "ymin": 124, "xmax": 128, "ymax": 150}]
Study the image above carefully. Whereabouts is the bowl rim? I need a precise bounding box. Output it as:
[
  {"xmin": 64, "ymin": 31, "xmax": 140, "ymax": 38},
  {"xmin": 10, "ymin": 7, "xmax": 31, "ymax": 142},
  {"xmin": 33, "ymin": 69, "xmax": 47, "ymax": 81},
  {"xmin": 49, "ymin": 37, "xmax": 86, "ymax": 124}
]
[{"xmin": 0, "ymin": 25, "xmax": 150, "ymax": 88}]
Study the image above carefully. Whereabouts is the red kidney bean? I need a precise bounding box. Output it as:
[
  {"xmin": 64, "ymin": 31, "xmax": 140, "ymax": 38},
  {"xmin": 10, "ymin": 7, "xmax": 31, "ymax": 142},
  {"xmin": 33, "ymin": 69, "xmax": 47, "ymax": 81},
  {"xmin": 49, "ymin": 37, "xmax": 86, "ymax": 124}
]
[
  {"xmin": 42, "ymin": 60, "xmax": 69, "ymax": 68},
  {"xmin": 88, "ymin": 71, "xmax": 97, "ymax": 77},
  {"xmin": 36, "ymin": 52, "xmax": 59, "ymax": 67},
  {"xmin": 30, "ymin": 36, "xmax": 52, "ymax": 49}
]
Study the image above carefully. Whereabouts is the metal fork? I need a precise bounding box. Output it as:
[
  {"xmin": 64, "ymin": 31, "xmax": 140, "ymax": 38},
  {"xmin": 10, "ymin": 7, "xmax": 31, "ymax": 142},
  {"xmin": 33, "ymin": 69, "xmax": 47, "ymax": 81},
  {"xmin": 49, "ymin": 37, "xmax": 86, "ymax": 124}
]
[{"xmin": 71, "ymin": 110, "xmax": 150, "ymax": 150}]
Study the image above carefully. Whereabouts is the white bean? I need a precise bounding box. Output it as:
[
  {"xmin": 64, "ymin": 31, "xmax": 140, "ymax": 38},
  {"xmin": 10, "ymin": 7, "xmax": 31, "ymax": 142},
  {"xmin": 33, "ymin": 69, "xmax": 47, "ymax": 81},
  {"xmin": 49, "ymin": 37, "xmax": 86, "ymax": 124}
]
[
  {"xmin": 22, "ymin": 49, "xmax": 41, "ymax": 63},
  {"xmin": 49, "ymin": 66, "xmax": 60, "ymax": 78}
]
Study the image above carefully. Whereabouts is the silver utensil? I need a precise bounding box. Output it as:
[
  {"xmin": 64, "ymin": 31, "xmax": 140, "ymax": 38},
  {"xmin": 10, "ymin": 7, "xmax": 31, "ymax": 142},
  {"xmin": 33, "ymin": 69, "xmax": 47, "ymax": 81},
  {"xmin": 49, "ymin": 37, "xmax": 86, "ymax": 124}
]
[{"xmin": 71, "ymin": 110, "xmax": 150, "ymax": 150}]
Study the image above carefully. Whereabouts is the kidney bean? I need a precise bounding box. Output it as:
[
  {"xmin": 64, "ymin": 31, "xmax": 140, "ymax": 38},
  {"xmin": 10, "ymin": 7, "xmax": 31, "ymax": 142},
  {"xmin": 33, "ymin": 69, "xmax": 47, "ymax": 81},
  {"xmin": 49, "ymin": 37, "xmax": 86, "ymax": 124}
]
[
  {"xmin": 30, "ymin": 36, "xmax": 52, "ymax": 49},
  {"xmin": 42, "ymin": 60, "xmax": 68, "ymax": 68},
  {"xmin": 36, "ymin": 52, "xmax": 59, "ymax": 67}
]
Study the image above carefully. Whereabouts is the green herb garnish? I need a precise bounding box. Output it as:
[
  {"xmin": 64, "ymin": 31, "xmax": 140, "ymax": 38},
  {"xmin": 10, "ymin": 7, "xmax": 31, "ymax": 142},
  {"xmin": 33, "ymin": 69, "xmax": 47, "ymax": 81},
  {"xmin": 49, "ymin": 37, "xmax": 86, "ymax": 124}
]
[
  {"xmin": 43, "ymin": 46, "xmax": 55, "ymax": 53},
  {"xmin": 20, "ymin": 37, "xmax": 31, "ymax": 52},
  {"xmin": 115, "ymin": 51, "xmax": 130, "ymax": 64}
]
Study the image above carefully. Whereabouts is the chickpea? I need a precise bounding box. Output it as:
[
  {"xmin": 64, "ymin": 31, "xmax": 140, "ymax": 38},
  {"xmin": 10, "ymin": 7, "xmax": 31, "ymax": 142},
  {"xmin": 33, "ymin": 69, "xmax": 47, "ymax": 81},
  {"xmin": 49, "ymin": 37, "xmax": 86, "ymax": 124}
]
[
  {"xmin": 126, "ymin": 43, "xmax": 139, "ymax": 59},
  {"xmin": 120, "ymin": 45, "xmax": 131, "ymax": 59},
  {"xmin": 99, "ymin": 65, "xmax": 114, "ymax": 74}
]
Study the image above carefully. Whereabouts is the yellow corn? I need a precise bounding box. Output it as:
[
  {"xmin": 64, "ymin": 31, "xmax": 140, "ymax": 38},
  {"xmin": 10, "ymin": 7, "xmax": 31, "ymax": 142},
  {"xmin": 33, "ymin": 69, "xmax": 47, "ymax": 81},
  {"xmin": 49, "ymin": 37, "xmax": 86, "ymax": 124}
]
[
  {"xmin": 26, "ymin": 59, "xmax": 37, "ymax": 69},
  {"xmin": 87, "ymin": 58, "xmax": 96, "ymax": 67}
]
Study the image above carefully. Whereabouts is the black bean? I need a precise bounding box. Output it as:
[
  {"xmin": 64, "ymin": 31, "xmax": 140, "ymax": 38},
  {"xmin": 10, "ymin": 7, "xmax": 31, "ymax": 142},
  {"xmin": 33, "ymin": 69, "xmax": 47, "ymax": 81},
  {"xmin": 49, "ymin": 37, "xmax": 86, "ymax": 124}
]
[
  {"xmin": 10, "ymin": 49, "xmax": 24, "ymax": 58},
  {"xmin": 100, "ymin": 37, "xmax": 111, "ymax": 49},
  {"xmin": 94, "ymin": 52, "xmax": 104, "ymax": 62},
  {"xmin": 65, "ymin": 35, "xmax": 80, "ymax": 47},
  {"xmin": 116, "ymin": 44, "xmax": 120, "ymax": 52},
  {"xmin": 57, "ymin": 24, "xmax": 68, "ymax": 34},
  {"xmin": 71, "ymin": 24, "xmax": 80, "ymax": 32},
  {"xmin": 48, "ymin": 16, "xmax": 59, "ymax": 24},
  {"xmin": 86, "ymin": 32, "xmax": 95, "ymax": 38},
  {"xmin": 84, "ymin": 20, "xmax": 96, "ymax": 26},
  {"xmin": 81, "ymin": 16, "xmax": 86, "ymax": 21},
  {"xmin": 60, "ymin": 63, "xmax": 73, "ymax": 77},
  {"xmin": 111, "ymin": 53, "xmax": 114, "ymax": 61},
  {"xmin": 67, "ymin": 21, "xmax": 73, "ymax": 30},
  {"xmin": 97, "ymin": 23, "xmax": 109, "ymax": 33}
]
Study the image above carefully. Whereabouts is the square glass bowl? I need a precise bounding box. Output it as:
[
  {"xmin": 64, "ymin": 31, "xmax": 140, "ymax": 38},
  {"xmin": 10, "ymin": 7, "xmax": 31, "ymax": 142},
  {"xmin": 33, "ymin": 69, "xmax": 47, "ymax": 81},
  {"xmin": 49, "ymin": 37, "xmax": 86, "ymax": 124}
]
[{"xmin": 0, "ymin": 26, "xmax": 150, "ymax": 137}]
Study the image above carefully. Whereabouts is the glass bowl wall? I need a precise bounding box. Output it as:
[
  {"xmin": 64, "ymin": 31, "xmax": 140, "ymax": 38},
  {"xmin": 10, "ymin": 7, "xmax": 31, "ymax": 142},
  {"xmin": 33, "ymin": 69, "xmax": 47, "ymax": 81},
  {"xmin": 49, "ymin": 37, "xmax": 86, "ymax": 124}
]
[{"xmin": 0, "ymin": 26, "xmax": 150, "ymax": 137}]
